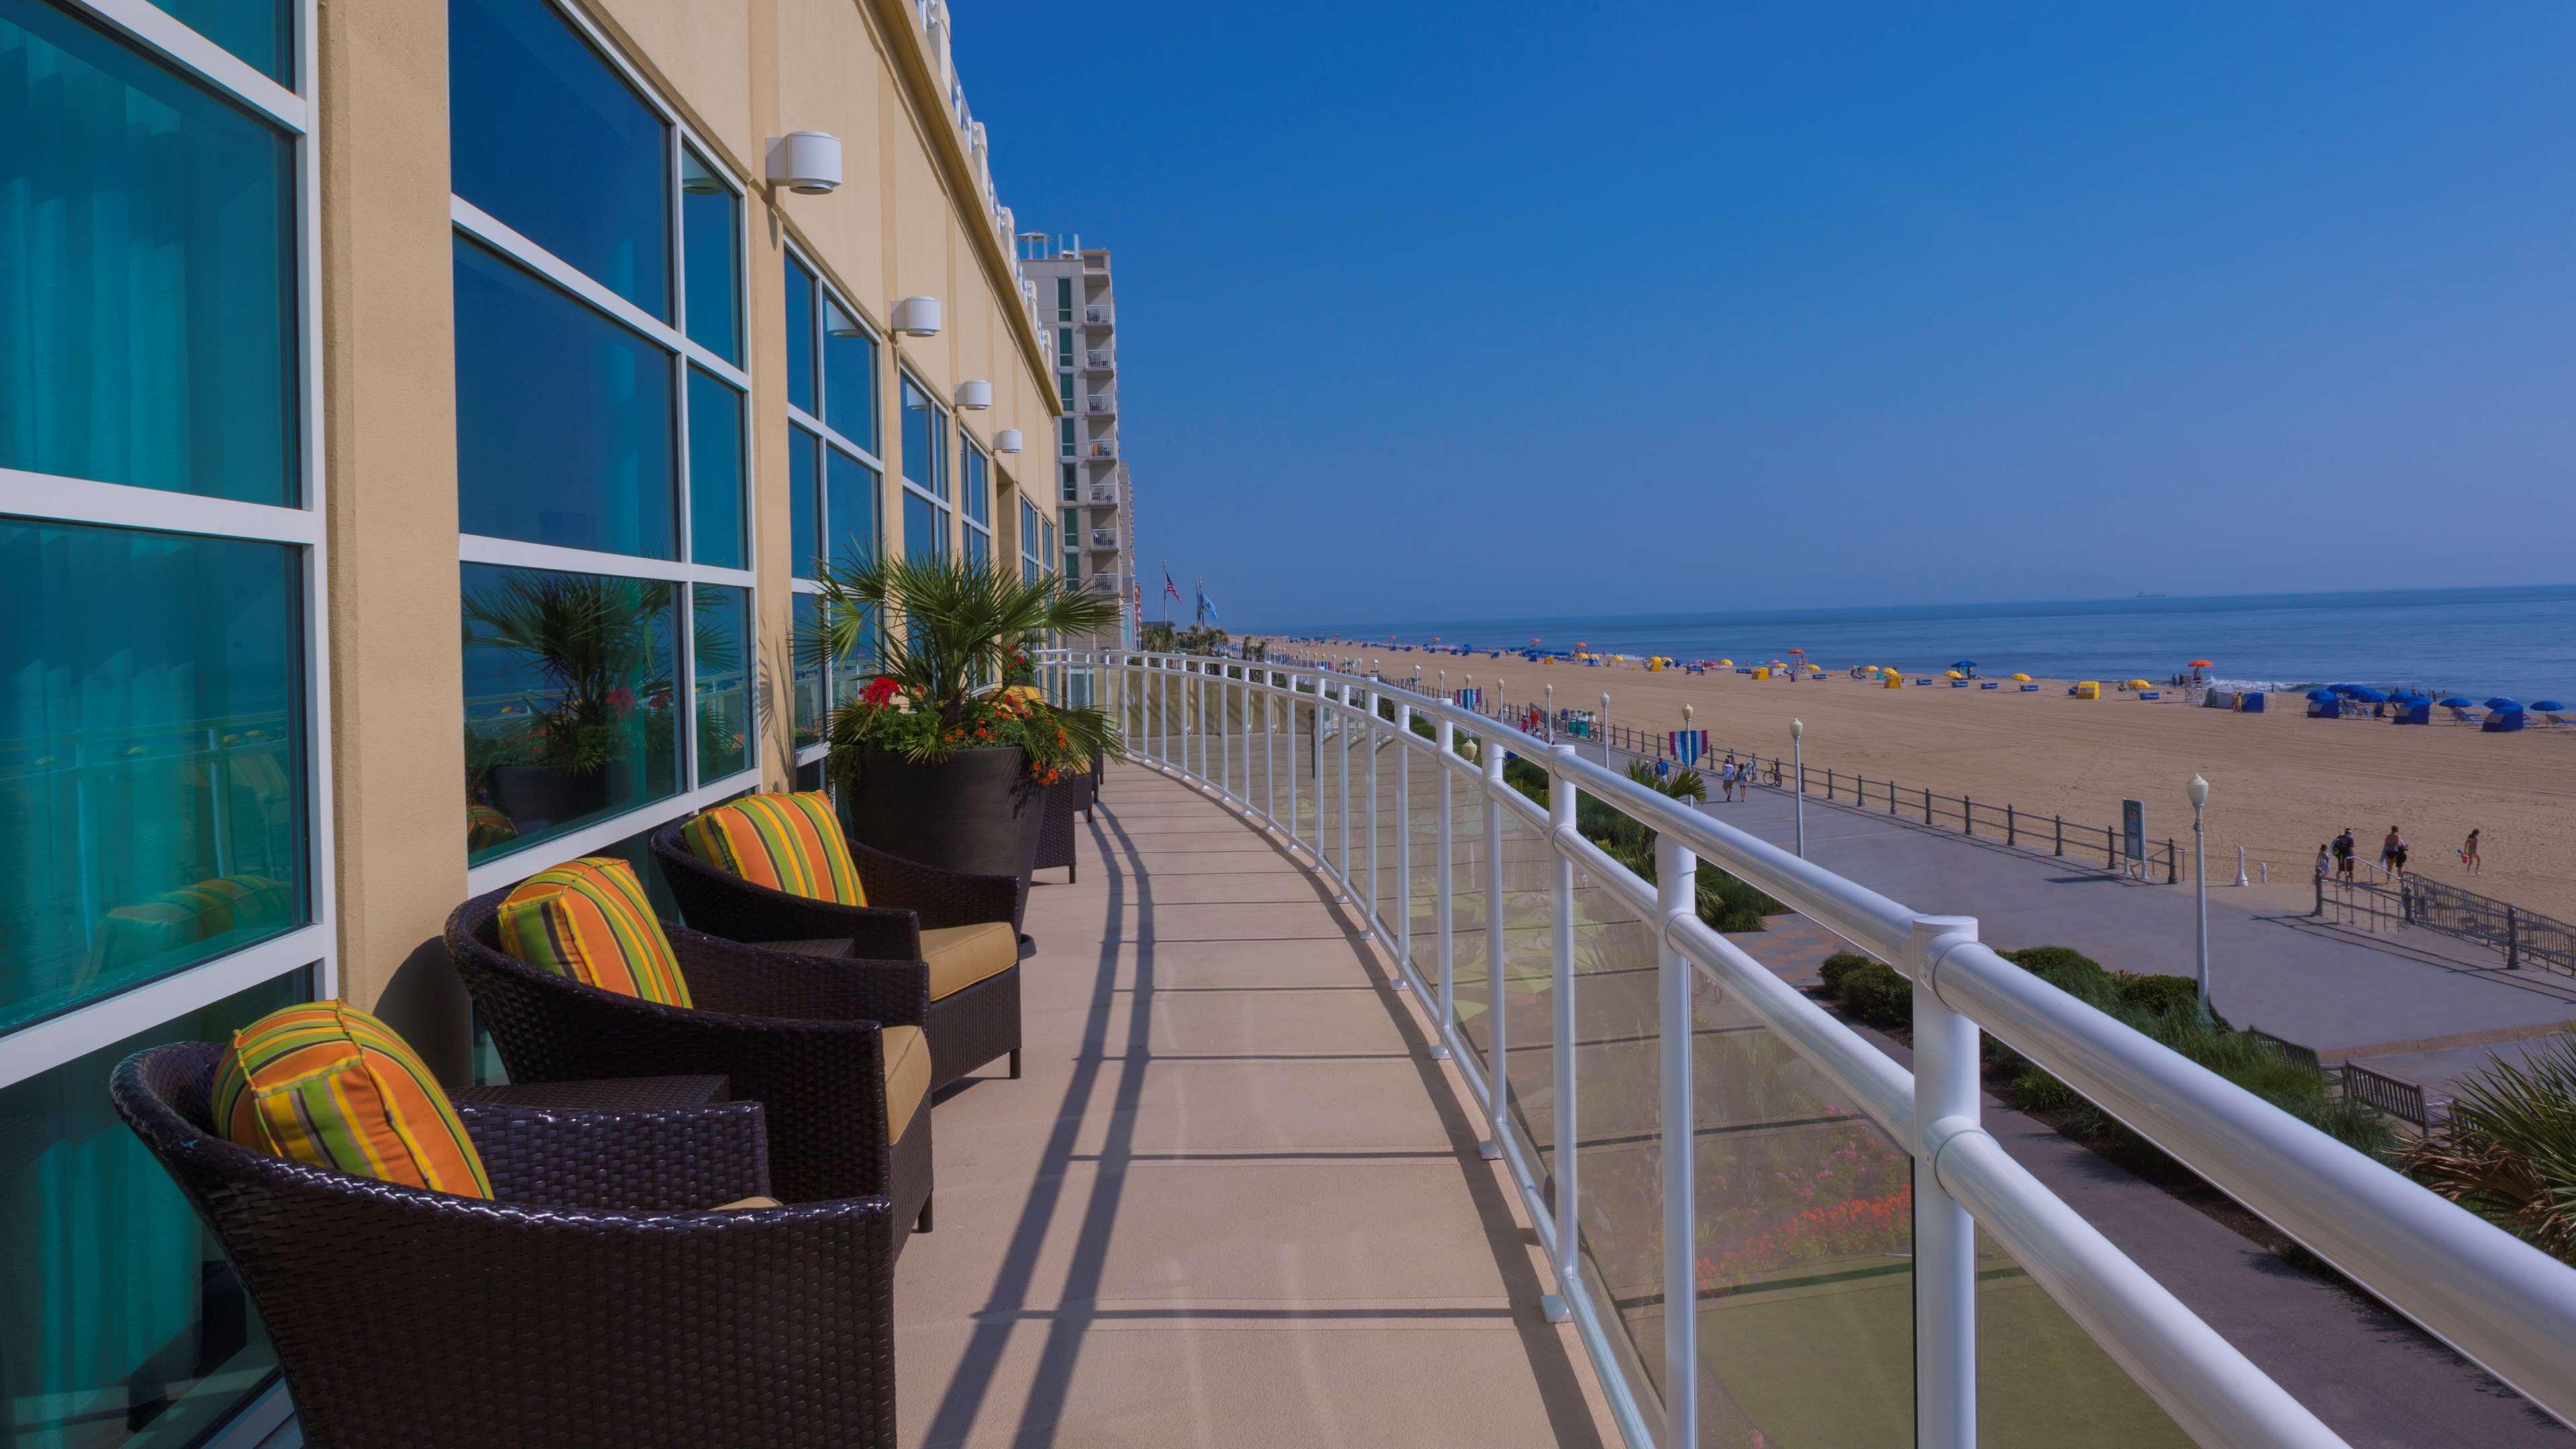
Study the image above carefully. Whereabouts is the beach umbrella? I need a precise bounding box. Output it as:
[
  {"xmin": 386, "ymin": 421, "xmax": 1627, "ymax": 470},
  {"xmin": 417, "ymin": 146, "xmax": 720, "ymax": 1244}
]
[
  {"xmin": 2306, "ymin": 688, "xmax": 2337, "ymax": 701},
  {"xmin": 2531, "ymin": 700, "xmax": 2566, "ymax": 712},
  {"xmin": 2348, "ymin": 687, "xmax": 2387, "ymax": 703},
  {"xmin": 2188, "ymin": 659, "xmax": 2213, "ymax": 669},
  {"xmin": 2439, "ymin": 696, "xmax": 2475, "ymax": 708},
  {"xmin": 2010, "ymin": 672, "xmax": 2031, "ymax": 682},
  {"xmin": 2485, "ymin": 698, "xmax": 2520, "ymax": 711},
  {"xmin": 1952, "ymin": 660, "xmax": 1977, "ymax": 670}
]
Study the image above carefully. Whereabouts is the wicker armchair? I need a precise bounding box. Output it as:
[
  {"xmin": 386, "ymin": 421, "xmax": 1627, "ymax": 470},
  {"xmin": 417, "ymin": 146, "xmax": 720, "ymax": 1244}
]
[
  {"xmin": 653, "ymin": 821, "xmax": 1024, "ymax": 1090},
  {"xmin": 111, "ymin": 1042, "xmax": 899, "ymax": 1449},
  {"xmin": 445, "ymin": 891, "xmax": 933, "ymax": 1238}
]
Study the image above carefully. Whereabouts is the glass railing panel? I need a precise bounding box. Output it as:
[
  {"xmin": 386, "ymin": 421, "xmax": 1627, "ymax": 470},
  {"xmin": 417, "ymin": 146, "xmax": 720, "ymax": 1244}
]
[
  {"xmin": 1448, "ymin": 733, "xmax": 1495, "ymax": 1065},
  {"xmin": 1402, "ymin": 725, "xmax": 1444, "ymax": 997},
  {"xmin": 1493, "ymin": 800, "xmax": 1560, "ymax": 1155},
  {"xmin": 1976, "ymin": 1226, "xmax": 2192, "ymax": 1447},
  {"xmin": 1560, "ymin": 837, "xmax": 1667, "ymax": 1404}
]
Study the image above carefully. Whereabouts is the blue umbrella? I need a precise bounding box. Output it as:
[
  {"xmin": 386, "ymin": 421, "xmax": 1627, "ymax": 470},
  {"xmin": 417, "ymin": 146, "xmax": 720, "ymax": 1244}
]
[
  {"xmin": 2532, "ymin": 700, "xmax": 2567, "ymax": 712},
  {"xmin": 2486, "ymin": 697, "xmax": 2521, "ymax": 712},
  {"xmin": 1952, "ymin": 659, "xmax": 1977, "ymax": 669},
  {"xmin": 2305, "ymin": 688, "xmax": 2338, "ymax": 701},
  {"xmin": 2348, "ymin": 687, "xmax": 2387, "ymax": 703},
  {"xmin": 2439, "ymin": 696, "xmax": 2475, "ymax": 708}
]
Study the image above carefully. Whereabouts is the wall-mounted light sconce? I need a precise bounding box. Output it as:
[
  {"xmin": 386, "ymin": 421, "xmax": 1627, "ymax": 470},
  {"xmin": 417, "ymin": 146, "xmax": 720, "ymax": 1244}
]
[
  {"xmin": 890, "ymin": 297, "xmax": 943, "ymax": 337},
  {"xmin": 764, "ymin": 131, "xmax": 842, "ymax": 194},
  {"xmin": 956, "ymin": 379, "xmax": 993, "ymax": 410},
  {"xmin": 995, "ymin": 429, "xmax": 1023, "ymax": 453}
]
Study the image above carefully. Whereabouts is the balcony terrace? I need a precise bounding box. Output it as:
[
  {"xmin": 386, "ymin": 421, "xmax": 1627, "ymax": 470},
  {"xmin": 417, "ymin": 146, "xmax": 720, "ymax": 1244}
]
[{"xmin": 1026, "ymin": 649, "xmax": 2576, "ymax": 1449}]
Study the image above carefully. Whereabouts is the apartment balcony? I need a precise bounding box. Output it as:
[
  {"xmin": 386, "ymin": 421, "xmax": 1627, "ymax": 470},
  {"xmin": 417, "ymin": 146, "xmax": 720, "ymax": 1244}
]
[
  {"xmin": 1087, "ymin": 440, "xmax": 1118, "ymax": 461},
  {"xmin": 1088, "ymin": 526, "xmax": 1118, "ymax": 550},
  {"xmin": 1083, "ymin": 572, "xmax": 1120, "ymax": 596},
  {"xmin": 1085, "ymin": 392, "xmax": 1116, "ymax": 415},
  {"xmin": 1086, "ymin": 480, "xmax": 1120, "ymax": 505},
  {"xmin": 1020, "ymin": 649, "xmax": 2576, "ymax": 1449},
  {"xmin": 1083, "ymin": 348, "xmax": 1114, "ymax": 372},
  {"xmin": 1083, "ymin": 303, "xmax": 1114, "ymax": 327}
]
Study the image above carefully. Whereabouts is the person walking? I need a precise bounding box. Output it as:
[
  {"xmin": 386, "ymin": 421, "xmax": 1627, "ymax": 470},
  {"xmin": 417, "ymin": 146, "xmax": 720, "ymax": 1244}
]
[
  {"xmin": 2379, "ymin": 826, "xmax": 2406, "ymax": 877},
  {"xmin": 2332, "ymin": 828, "xmax": 2357, "ymax": 881},
  {"xmin": 2314, "ymin": 844, "xmax": 2332, "ymax": 884},
  {"xmin": 2463, "ymin": 828, "xmax": 2482, "ymax": 874},
  {"xmin": 1717, "ymin": 757, "xmax": 1736, "ymax": 802}
]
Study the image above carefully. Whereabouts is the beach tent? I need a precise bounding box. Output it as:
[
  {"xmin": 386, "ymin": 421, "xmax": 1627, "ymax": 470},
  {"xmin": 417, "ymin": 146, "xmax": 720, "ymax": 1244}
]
[
  {"xmin": 2485, "ymin": 708, "xmax": 2528, "ymax": 733},
  {"xmin": 2072, "ymin": 681, "xmax": 2100, "ymax": 699}
]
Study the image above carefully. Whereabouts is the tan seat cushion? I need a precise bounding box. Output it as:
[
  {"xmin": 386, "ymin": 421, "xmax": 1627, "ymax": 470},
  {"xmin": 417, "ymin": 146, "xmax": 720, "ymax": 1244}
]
[
  {"xmin": 712, "ymin": 1196, "xmax": 782, "ymax": 1212},
  {"xmin": 920, "ymin": 922, "xmax": 1017, "ymax": 1001},
  {"xmin": 882, "ymin": 1024, "xmax": 930, "ymax": 1142}
]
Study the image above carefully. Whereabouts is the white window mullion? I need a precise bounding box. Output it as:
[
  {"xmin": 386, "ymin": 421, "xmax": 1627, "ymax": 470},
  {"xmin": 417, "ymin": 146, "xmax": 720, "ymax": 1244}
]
[
  {"xmin": 452, "ymin": 196, "xmax": 685, "ymax": 354},
  {"xmin": 65, "ymin": 0, "xmax": 307, "ymax": 131},
  {"xmin": 0, "ymin": 468, "xmax": 321, "ymax": 545},
  {"xmin": 460, "ymin": 533, "xmax": 751, "ymax": 589},
  {"xmin": 0, "ymin": 926, "xmax": 331, "ymax": 1091}
]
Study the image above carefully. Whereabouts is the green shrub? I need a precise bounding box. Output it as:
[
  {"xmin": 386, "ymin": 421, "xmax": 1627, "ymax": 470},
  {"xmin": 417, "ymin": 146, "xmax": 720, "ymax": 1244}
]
[
  {"xmin": 2402, "ymin": 1038, "xmax": 2576, "ymax": 1263},
  {"xmin": 1697, "ymin": 863, "xmax": 1781, "ymax": 931},
  {"xmin": 2112, "ymin": 973, "xmax": 2202, "ymax": 1019},
  {"xmin": 1817, "ymin": 952, "xmax": 1875, "ymax": 997},
  {"xmin": 1833, "ymin": 959, "xmax": 1914, "ymax": 1029},
  {"xmin": 2000, "ymin": 945, "xmax": 2105, "ymax": 983}
]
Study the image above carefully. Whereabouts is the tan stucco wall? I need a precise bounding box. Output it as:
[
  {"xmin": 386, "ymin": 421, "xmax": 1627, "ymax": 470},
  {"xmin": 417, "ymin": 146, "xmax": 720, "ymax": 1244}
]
[
  {"xmin": 319, "ymin": 0, "xmax": 471, "ymax": 1078},
  {"xmin": 317, "ymin": 0, "xmax": 1058, "ymax": 1075}
]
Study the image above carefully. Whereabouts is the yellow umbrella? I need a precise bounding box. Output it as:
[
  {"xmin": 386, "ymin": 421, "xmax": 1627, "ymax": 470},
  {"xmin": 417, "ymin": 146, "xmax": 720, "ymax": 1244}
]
[
  {"xmin": 1717, "ymin": 658, "xmax": 1733, "ymax": 667},
  {"xmin": 2010, "ymin": 672, "xmax": 2031, "ymax": 682},
  {"xmin": 1943, "ymin": 669, "xmax": 1964, "ymax": 679}
]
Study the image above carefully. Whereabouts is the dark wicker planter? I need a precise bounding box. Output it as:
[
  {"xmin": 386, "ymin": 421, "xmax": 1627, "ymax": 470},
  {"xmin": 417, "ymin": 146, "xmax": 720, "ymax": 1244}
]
[
  {"xmin": 485, "ymin": 763, "xmax": 608, "ymax": 830},
  {"xmin": 836, "ymin": 745, "xmax": 1044, "ymax": 887}
]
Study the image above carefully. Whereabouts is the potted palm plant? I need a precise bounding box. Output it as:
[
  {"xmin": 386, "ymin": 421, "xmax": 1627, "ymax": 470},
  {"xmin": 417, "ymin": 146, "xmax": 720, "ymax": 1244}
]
[
  {"xmin": 802, "ymin": 555, "xmax": 1118, "ymax": 882},
  {"xmin": 462, "ymin": 573, "xmax": 677, "ymax": 831}
]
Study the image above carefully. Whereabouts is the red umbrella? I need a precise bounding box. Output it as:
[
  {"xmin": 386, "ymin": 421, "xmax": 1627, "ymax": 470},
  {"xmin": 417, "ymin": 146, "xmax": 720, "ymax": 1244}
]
[{"xmin": 2188, "ymin": 659, "xmax": 2213, "ymax": 668}]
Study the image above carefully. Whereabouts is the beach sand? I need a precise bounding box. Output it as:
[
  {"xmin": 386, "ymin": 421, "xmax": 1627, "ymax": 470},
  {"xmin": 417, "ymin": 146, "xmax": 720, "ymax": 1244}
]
[{"xmin": 1292, "ymin": 646, "xmax": 2576, "ymax": 923}]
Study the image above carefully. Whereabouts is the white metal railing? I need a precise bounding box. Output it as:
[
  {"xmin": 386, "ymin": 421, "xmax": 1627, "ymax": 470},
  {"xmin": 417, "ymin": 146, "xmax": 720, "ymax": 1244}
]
[
  {"xmin": 1087, "ymin": 393, "xmax": 1114, "ymax": 414},
  {"xmin": 1087, "ymin": 441, "xmax": 1117, "ymax": 460},
  {"xmin": 1084, "ymin": 304, "xmax": 1112, "ymax": 325},
  {"xmin": 1044, "ymin": 648, "xmax": 2576, "ymax": 1449},
  {"xmin": 1086, "ymin": 482, "xmax": 1118, "ymax": 504},
  {"xmin": 1085, "ymin": 348, "xmax": 1113, "ymax": 370}
]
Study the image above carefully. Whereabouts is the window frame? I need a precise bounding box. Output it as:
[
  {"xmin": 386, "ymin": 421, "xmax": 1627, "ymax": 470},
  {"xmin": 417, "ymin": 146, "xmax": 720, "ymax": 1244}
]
[
  {"xmin": 959, "ymin": 433, "xmax": 994, "ymax": 564},
  {"xmin": 782, "ymin": 238, "xmax": 890, "ymax": 771},
  {"xmin": 450, "ymin": 0, "xmax": 762, "ymax": 895},
  {"xmin": 0, "ymin": 0, "xmax": 335, "ymax": 1099},
  {"xmin": 896, "ymin": 369, "xmax": 954, "ymax": 557}
]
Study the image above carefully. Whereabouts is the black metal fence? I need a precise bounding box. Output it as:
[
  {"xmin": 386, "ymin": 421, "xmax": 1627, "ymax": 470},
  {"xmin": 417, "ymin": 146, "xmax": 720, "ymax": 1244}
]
[{"xmin": 2313, "ymin": 874, "xmax": 2576, "ymax": 977}]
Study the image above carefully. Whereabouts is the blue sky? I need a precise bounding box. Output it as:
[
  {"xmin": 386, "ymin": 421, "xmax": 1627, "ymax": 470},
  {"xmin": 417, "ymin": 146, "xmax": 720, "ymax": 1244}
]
[{"xmin": 960, "ymin": 3, "xmax": 2576, "ymax": 628}]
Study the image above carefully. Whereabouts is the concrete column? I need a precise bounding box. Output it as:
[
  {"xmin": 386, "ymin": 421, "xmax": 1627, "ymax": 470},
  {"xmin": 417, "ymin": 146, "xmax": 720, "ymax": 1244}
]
[{"xmin": 317, "ymin": 0, "xmax": 470, "ymax": 1079}]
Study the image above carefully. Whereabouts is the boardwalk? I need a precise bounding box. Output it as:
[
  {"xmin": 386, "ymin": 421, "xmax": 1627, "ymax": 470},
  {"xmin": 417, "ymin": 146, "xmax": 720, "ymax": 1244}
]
[{"xmin": 892, "ymin": 763, "xmax": 1610, "ymax": 1448}]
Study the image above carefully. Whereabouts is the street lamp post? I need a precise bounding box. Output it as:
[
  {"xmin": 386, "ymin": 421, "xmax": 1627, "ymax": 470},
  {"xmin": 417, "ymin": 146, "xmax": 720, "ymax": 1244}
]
[
  {"xmin": 1600, "ymin": 692, "xmax": 1611, "ymax": 757},
  {"xmin": 2189, "ymin": 774, "xmax": 2211, "ymax": 1018},
  {"xmin": 1791, "ymin": 718, "xmax": 1807, "ymax": 858},
  {"xmin": 1545, "ymin": 683, "xmax": 1555, "ymax": 741}
]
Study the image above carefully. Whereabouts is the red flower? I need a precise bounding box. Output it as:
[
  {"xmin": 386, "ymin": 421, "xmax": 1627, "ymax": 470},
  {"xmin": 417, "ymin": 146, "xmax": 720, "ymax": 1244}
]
[
  {"xmin": 607, "ymin": 686, "xmax": 637, "ymax": 716},
  {"xmin": 859, "ymin": 676, "xmax": 900, "ymax": 706}
]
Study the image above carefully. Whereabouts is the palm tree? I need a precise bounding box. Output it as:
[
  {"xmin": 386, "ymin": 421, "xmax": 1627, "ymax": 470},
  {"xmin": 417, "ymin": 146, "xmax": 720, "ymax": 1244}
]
[{"xmin": 801, "ymin": 553, "xmax": 1120, "ymax": 761}]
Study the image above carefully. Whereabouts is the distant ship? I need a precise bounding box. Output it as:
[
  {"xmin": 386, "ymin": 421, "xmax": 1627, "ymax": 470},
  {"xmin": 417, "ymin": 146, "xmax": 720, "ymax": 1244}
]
[{"xmin": 2136, "ymin": 591, "xmax": 2167, "ymax": 598}]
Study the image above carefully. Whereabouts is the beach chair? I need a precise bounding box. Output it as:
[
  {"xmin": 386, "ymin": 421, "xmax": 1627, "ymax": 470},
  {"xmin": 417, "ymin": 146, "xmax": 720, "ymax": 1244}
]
[
  {"xmin": 1979, "ymin": 681, "xmax": 1999, "ymax": 690},
  {"xmin": 2139, "ymin": 690, "xmax": 2161, "ymax": 700},
  {"xmin": 2443, "ymin": 704, "xmax": 2477, "ymax": 724},
  {"xmin": 2019, "ymin": 684, "xmax": 2039, "ymax": 693}
]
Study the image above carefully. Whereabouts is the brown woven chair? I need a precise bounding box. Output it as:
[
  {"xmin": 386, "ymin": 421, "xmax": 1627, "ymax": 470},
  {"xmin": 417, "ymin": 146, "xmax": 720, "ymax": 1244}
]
[
  {"xmin": 111, "ymin": 1042, "xmax": 899, "ymax": 1449},
  {"xmin": 652, "ymin": 820, "xmax": 1024, "ymax": 1090},
  {"xmin": 445, "ymin": 891, "xmax": 933, "ymax": 1239}
]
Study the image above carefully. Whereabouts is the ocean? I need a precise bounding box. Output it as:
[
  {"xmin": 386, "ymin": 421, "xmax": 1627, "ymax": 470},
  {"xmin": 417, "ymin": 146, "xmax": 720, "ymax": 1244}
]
[{"xmin": 1261, "ymin": 586, "xmax": 2576, "ymax": 703}]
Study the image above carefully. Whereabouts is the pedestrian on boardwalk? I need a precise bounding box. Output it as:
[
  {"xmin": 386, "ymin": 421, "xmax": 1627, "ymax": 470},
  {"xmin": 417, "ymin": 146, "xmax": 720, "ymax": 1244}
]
[
  {"xmin": 2380, "ymin": 826, "xmax": 2407, "ymax": 877},
  {"xmin": 2314, "ymin": 844, "xmax": 2331, "ymax": 883},
  {"xmin": 2462, "ymin": 828, "xmax": 2482, "ymax": 874},
  {"xmin": 1718, "ymin": 757, "xmax": 1736, "ymax": 802},
  {"xmin": 2333, "ymin": 828, "xmax": 2357, "ymax": 881}
]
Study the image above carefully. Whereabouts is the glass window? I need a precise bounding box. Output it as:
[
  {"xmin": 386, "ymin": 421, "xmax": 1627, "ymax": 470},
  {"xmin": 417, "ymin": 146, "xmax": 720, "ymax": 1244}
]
[
  {"xmin": 963, "ymin": 529, "xmax": 989, "ymax": 568},
  {"xmin": 822, "ymin": 298, "xmax": 876, "ymax": 451},
  {"xmin": 1055, "ymin": 277, "xmax": 1072, "ymax": 322},
  {"xmin": 454, "ymin": 237, "xmax": 678, "ymax": 558},
  {"xmin": 1059, "ymin": 371, "xmax": 1075, "ymax": 409},
  {"xmin": 692, "ymin": 584, "xmax": 752, "ymax": 781},
  {"xmin": 0, "ymin": 522, "xmax": 307, "ymax": 1035},
  {"xmin": 0, "ymin": 0, "xmax": 295, "ymax": 505},
  {"xmin": 1055, "ymin": 326, "xmax": 1073, "ymax": 366},
  {"xmin": 462, "ymin": 563, "xmax": 681, "ymax": 863},
  {"xmin": 158, "ymin": 0, "xmax": 293, "ymax": 83},
  {"xmin": 1061, "ymin": 463, "xmax": 1077, "ymax": 502},
  {"xmin": 963, "ymin": 443, "xmax": 990, "ymax": 526},
  {"xmin": 0, "ymin": 967, "xmax": 306, "ymax": 1446},
  {"xmin": 679, "ymin": 147, "xmax": 741, "ymax": 364},
  {"xmin": 792, "ymin": 594, "xmax": 824, "ymax": 751},
  {"xmin": 903, "ymin": 490, "xmax": 943, "ymax": 565},
  {"xmin": 899, "ymin": 378, "xmax": 945, "ymax": 498},
  {"xmin": 794, "ymin": 758, "xmax": 824, "ymax": 792},
  {"xmin": 1059, "ymin": 419, "xmax": 1075, "ymax": 458},
  {"xmin": 784, "ymin": 256, "xmax": 816, "ymax": 417},
  {"xmin": 449, "ymin": 0, "xmax": 669, "ymax": 317},
  {"xmin": 790, "ymin": 424, "xmax": 819, "ymax": 580},
  {"xmin": 825, "ymin": 447, "xmax": 877, "ymax": 574},
  {"xmin": 686, "ymin": 367, "xmax": 745, "ymax": 569}
]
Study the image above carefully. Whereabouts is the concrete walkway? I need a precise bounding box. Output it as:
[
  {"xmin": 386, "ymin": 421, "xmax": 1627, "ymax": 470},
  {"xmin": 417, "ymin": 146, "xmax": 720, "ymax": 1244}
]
[
  {"xmin": 1676, "ymin": 775, "xmax": 2576, "ymax": 1099},
  {"xmin": 892, "ymin": 763, "xmax": 1611, "ymax": 1448}
]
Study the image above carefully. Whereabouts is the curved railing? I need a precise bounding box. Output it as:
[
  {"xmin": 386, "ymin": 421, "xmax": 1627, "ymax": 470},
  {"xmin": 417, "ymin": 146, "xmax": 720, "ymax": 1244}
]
[{"xmin": 1043, "ymin": 649, "xmax": 2576, "ymax": 1449}]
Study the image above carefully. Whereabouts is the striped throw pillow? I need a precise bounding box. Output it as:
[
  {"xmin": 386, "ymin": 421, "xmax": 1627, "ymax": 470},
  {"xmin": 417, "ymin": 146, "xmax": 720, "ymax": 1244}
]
[
  {"xmin": 496, "ymin": 857, "xmax": 692, "ymax": 1006},
  {"xmin": 213, "ymin": 1002, "xmax": 492, "ymax": 1199},
  {"xmin": 678, "ymin": 792, "xmax": 865, "ymax": 906}
]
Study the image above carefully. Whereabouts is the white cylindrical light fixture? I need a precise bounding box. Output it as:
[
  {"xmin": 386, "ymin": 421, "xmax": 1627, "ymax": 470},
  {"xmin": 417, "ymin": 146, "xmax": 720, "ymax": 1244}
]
[
  {"xmin": 956, "ymin": 378, "xmax": 993, "ymax": 410},
  {"xmin": 765, "ymin": 131, "xmax": 843, "ymax": 194},
  {"xmin": 995, "ymin": 429, "xmax": 1023, "ymax": 453},
  {"xmin": 891, "ymin": 296, "xmax": 943, "ymax": 337}
]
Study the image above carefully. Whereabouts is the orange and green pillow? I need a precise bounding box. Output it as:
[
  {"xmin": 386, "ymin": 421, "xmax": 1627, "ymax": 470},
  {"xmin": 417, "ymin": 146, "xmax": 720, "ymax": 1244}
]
[
  {"xmin": 213, "ymin": 1002, "xmax": 492, "ymax": 1199},
  {"xmin": 496, "ymin": 857, "xmax": 692, "ymax": 1006},
  {"xmin": 679, "ymin": 792, "xmax": 865, "ymax": 906}
]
